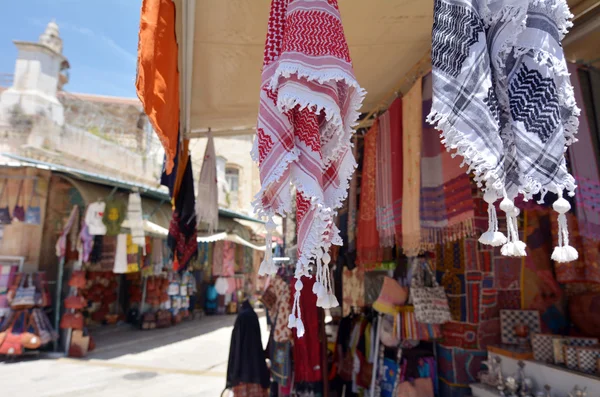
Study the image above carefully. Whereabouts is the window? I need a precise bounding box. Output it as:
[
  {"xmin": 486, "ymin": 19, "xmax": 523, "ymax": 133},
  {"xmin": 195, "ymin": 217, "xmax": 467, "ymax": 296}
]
[{"xmin": 225, "ymin": 167, "xmax": 240, "ymax": 207}]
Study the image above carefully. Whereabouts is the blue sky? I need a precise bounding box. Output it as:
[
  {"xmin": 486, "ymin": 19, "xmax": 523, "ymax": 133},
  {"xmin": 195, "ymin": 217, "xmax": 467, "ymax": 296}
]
[{"xmin": 0, "ymin": 0, "xmax": 142, "ymax": 98}]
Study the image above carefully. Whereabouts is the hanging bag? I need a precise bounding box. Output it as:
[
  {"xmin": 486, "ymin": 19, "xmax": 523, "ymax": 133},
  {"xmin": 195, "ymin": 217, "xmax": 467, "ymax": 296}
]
[
  {"xmin": 60, "ymin": 312, "xmax": 84, "ymax": 330},
  {"xmin": 25, "ymin": 179, "xmax": 41, "ymax": 225},
  {"xmin": 12, "ymin": 180, "xmax": 25, "ymax": 222},
  {"xmin": 410, "ymin": 258, "xmax": 451, "ymax": 324},
  {"xmin": 21, "ymin": 311, "xmax": 42, "ymax": 349},
  {"xmin": 64, "ymin": 295, "xmax": 86, "ymax": 310},
  {"xmin": 0, "ymin": 311, "xmax": 25, "ymax": 355},
  {"xmin": 11, "ymin": 274, "xmax": 36, "ymax": 310},
  {"xmin": 68, "ymin": 270, "xmax": 87, "ymax": 289},
  {"xmin": 0, "ymin": 180, "xmax": 11, "ymax": 225}
]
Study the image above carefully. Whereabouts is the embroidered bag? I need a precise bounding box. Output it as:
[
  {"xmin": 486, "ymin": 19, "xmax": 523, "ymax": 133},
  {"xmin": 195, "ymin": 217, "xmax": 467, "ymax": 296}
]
[
  {"xmin": 68, "ymin": 270, "xmax": 87, "ymax": 289},
  {"xmin": 60, "ymin": 312, "xmax": 84, "ymax": 330},
  {"xmin": 11, "ymin": 180, "xmax": 25, "ymax": 222},
  {"xmin": 410, "ymin": 258, "xmax": 451, "ymax": 324},
  {"xmin": 25, "ymin": 179, "xmax": 41, "ymax": 224},
  {"xmin": 0, "ymin": 180, "xmax": 11, "ymax": 225},
  {"xmin": 11, "ymin": 274, "xmax": 36, "ymax": 309}
]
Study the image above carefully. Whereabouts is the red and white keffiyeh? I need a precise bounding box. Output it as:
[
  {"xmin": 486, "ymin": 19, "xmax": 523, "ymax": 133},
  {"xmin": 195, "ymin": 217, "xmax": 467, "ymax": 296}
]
[{"xmin": 252, "ymin": 0, "xmax": 365, "ymax": 336}]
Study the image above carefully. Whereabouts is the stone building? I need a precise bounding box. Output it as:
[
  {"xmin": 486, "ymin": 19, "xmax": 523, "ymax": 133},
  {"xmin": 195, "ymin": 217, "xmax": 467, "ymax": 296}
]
[{"xmin": 0, "ymin": 21, "xmax": 164, "ymax": 187}]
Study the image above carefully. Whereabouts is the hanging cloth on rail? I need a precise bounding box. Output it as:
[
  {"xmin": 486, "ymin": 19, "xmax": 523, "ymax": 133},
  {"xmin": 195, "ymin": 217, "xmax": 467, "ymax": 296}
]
[
  {"xmin": 429, "ymin": 0, "xmax": 580, "ymax": 262},
  {"xmin": 252, "ymin": 0, "xmax": 365, "ymax": 335}
]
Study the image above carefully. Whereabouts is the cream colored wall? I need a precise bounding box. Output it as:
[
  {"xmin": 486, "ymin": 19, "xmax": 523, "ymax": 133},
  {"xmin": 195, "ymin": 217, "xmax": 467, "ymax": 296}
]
[{"xmin": 190, "ymin": 135, "xmax": 260, "ymax": 215}]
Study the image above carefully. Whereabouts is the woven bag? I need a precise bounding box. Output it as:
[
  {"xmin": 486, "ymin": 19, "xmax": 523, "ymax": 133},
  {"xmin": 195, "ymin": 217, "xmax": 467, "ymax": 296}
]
[{"xmin": 409, "ymin": 257, "xmax": 451, "ymax": 324}]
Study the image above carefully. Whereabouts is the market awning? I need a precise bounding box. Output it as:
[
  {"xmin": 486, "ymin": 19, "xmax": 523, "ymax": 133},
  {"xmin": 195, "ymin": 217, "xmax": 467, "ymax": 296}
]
[
  {"xmin": 1, "ymin": 153, "xmax": 265, "ymax": 225},
  {"xmin": 197, "ymin": 231, "xmax": 275, "ymax": 251},
  {"xmin": 137, "ymin": 0, "xmax": 600, "ymax": 143}
]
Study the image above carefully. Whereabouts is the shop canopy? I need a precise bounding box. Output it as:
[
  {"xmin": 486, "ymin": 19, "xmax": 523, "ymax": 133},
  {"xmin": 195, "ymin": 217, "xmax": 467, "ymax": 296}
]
[{"xmin": 137, "ymin": 0, "xmax": 600, "ymax": 144}]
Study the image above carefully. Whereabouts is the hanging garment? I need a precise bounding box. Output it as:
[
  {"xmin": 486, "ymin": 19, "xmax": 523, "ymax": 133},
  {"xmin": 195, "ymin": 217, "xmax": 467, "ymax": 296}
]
[
  {"xmin": 252, "ymin": 0, "xmax": 365, "ymax": 324},
  {"xmin": 167, "ymin": 155, "xmax": 198, "ymax": 271},
  {"xmin": 357, "ymin": 123, "xmax": 382, "ymax": 266},
  {"xmin": 568, "ymin": 64, "xmax": 600, "ymax": 241},
  {"xmin": 127, "ymin": 193, "xmax": 146, "ymax": 254},
  {"xmin": 402, "ymin": 79, "xmax": 423, "ymax": 256},
  {"xmin": 376, "ymin": 110, "xmax": 395, "ymax": 247},
  {"xmin": 226, "ymin": 300, "xmax": 270, "ymax": 390},
  {"xmin": 103, "ymin": 199, "xmax": 125, "ymax": 237},
  {"xmin": 113, "ymin": 234, "xmax": 128, "ymax": 274},
  {"xmin": 291, "ymin": 276, "xmax": 323, "ymax": 383},
  {"xmin": 55, "ymin": 206, "xmax": 79, "ymax": 259},
  {"xmin": 429, "ymin": 0, "xmax": 579, "ymax": 261},
  {"xmin": 389, "ymin": 98, "xmax": 404, "ymax": 247},
  {"xmin": 136, "ymin": 0, "xmax": 179, "ymax": 175},
  {"xmin": 222, "ymin": 241, "xmax": 236, "ymax": 277},
  {"xmin": 84, "ymin": 201, "xmax": 107, "ymax": 236},
  {"xmin": 269, "ymin": 276, "xmax": 292, "ymax": 343},
  {"xmin": 347, "ymin": 136, "xmax": 359, "ymax": 252},
  {"xmin": 195, "ymin": 133, "xmax": 219, "ymax": 233},
  {"xmin": 420, "ymin": 74, "xmax": 475, "ymax": 249}
]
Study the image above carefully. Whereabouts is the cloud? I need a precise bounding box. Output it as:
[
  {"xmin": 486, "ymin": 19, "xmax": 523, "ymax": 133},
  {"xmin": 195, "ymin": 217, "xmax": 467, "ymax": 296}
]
[{"xmin": 59, "ymin": 22, "xmax": 137, "ymax": 66}]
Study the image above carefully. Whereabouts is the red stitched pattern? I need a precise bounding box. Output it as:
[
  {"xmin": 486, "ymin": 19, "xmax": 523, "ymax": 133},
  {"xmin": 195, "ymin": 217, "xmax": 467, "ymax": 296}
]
[
  {"xmin": 296, "ymin": 192, "xmax": 311, "ymax": 226},
  {"xmin": 282, "ymin": 10, "xmax": 351, "ymax": 63},
  {"xmin": 257, "ymin": 128, "xmax": 274, "ymax": 165},
  {"xmin": 294, "ymin": 107, "xmax": 321, "ymax": 153},
  {"xmin": 263, "ymin": 0, "xmax": 289, "ymax": 66}
]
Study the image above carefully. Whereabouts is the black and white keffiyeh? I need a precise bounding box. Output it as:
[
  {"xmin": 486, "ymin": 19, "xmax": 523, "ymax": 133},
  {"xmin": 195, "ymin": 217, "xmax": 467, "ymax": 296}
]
[{"xmin": 429, "ymin": 0, "xmax": 580, "ymax": 262}]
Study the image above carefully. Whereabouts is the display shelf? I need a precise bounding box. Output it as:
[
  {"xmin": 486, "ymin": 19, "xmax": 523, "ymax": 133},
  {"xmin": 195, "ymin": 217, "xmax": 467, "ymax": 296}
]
[{"xmin": 478, "ymin": 348, "xmax": 600, "ymax": 397}]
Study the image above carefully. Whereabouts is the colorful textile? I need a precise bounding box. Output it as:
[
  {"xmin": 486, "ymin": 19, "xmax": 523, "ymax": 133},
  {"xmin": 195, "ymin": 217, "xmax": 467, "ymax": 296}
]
[
  {"xmin": 342, "ymin": 267, "xmax": 364, "ymax": 316},
  {"xmin": 231, "ymin": 383, "xmax": 269, "ymax": 397},
  {"xmin": 436, "ymin": 344, "xmax": 487, "ymax": 387},
  {"xmin": 291, "ymin": 276, "xmax": 322, "ymax": 383},
  {"xmin": 56, "ymin": 206, "xmax": 79, "ymax": 259},
  {"xmin": 347, "ymin": 136, "xmax": 358, "ymax": 251},
  {"xmin": 222, "ymin": 241, "xmax": 236, "ymax": 277},
  {"xmin": 103, "ymin": 199, "xmax": 125, "ymax": 237},
  {"xmin": 420, "ymin": 74, "xmax": 474, "ymax": 249},
  {"xmin": 389, "ymin": 98, "xmax": 404, "ymax": 246},
  {"xmin": 167, "ymin": 156, "xmax": 198, "ymax": 271},
  {"xmin": 136, "ymin": 0, "xmax": 179, "ymax": 174},
  {"xmin": 252, "ymin": 0, "xmax": 365, "ymax": 294},
  {"xmin": 195, "ymin": 133, "xmax": 219, "ymax": 233},
  {"xmin": 402, "ymin": 78, "xmax": 423, "ymax": 256},
  {"xmin": 552, "ymin": 213, "xmax": 600, "ymax": 286},
  {"xmin": 213, "ymin": 241, "xmax": 224, "ymax": 277},
  {"xmin": 357, "ymin": 123, "xmax": 381, "ymax": 266},
  {"xmin": 376, "ymin": 110, "xmax": 395, "ymax": 247},
  {"xmin": 429, "ymin": 0, "xmax": 579, "ymax": 256},
  {"xmin": 270, "ymin": 276, "xmax": 292, "ymax": 342},
  {"xmin": 569, "ymin": 63, "xmax": 600, "ymax": 240}
]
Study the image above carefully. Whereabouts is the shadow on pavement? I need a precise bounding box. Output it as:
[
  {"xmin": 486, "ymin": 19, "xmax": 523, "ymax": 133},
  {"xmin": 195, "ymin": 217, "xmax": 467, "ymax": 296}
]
[{"xmin": 86, "ymin": 314, "xmax": 238, "ymax": 361}]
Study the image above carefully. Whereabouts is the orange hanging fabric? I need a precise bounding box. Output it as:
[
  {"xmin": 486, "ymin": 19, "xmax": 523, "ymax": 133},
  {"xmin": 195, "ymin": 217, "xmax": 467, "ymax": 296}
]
[{"xmin": 136, "ymin": 0, "xmax": 180, "ymax": 175}]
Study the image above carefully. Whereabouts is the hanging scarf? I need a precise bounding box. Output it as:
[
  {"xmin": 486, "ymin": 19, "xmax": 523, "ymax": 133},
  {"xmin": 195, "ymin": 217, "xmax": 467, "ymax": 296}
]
[
  {"xmin": 420, "ymin": 73, "xmax": 474, "ymax": 249},
  {"xmin": 195, "ymin": 133, "xmax": 219, "ymax": 233},
  {"xmin": 127, "ymin": 192, "xmax": 146, "ymax": 254},
  {"xmin": 357, "ymin": 123, "xmax": 382, "ymax": 266},
  {"xmin": 568, "ymin": 63, "xmax": 600, "ymax": 241},
  {"xmin": 347, "ymin": 136, "xmax": 358, "ymax": 252},
  {"xmin": 253, "ymin": 0, "xmax": 365, "ymax": 333},
  {"xmin": 429, "ymin": 0, "xmax": 580, "ymax": 262},
  {"xmin": 389, "ymin": 98, "xmax": 404, "ymax": 247},
  {"xmin": 56, "ymin": 206, "xmax": 79, "ymax": 259},
  {"xmin": 376, "ymin": 110, "xmax": 395, "ymax": 247},
  {"xmin": 402, "ymin": 79, "xmax": 423, "ymax": 256}
]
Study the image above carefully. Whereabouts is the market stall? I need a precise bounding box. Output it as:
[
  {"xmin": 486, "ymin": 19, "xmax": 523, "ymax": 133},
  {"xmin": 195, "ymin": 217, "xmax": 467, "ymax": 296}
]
[{"xmin": 136, "ymin": 0, "xmax": 600, "ymax": 395}]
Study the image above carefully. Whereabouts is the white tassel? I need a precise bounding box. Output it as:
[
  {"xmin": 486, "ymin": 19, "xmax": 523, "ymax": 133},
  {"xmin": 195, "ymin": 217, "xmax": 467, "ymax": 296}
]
[
  {"xmin": 500, "ymin": 196, "xmax": 526, "ymax": 257},
  {"xmin": 552, "ymin": 190, "xmax": 578, "ymax": 263},
  {"xmin": 258, "ymin": 217, "xmax": 277, "ymax": 276},
  {"xmin": 479, "ymin": 190, "xmax": 507, "ymax": 246},
  {"xmin": 288, "ymin": 277, "xmax": 305, "ymax": 337}
]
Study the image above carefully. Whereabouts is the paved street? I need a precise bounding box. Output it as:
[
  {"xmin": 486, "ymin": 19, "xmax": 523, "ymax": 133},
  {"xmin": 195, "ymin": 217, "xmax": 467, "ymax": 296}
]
[{"xmin": 0, "ymin": 313, "xmax": 268, "ymax": 396}]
